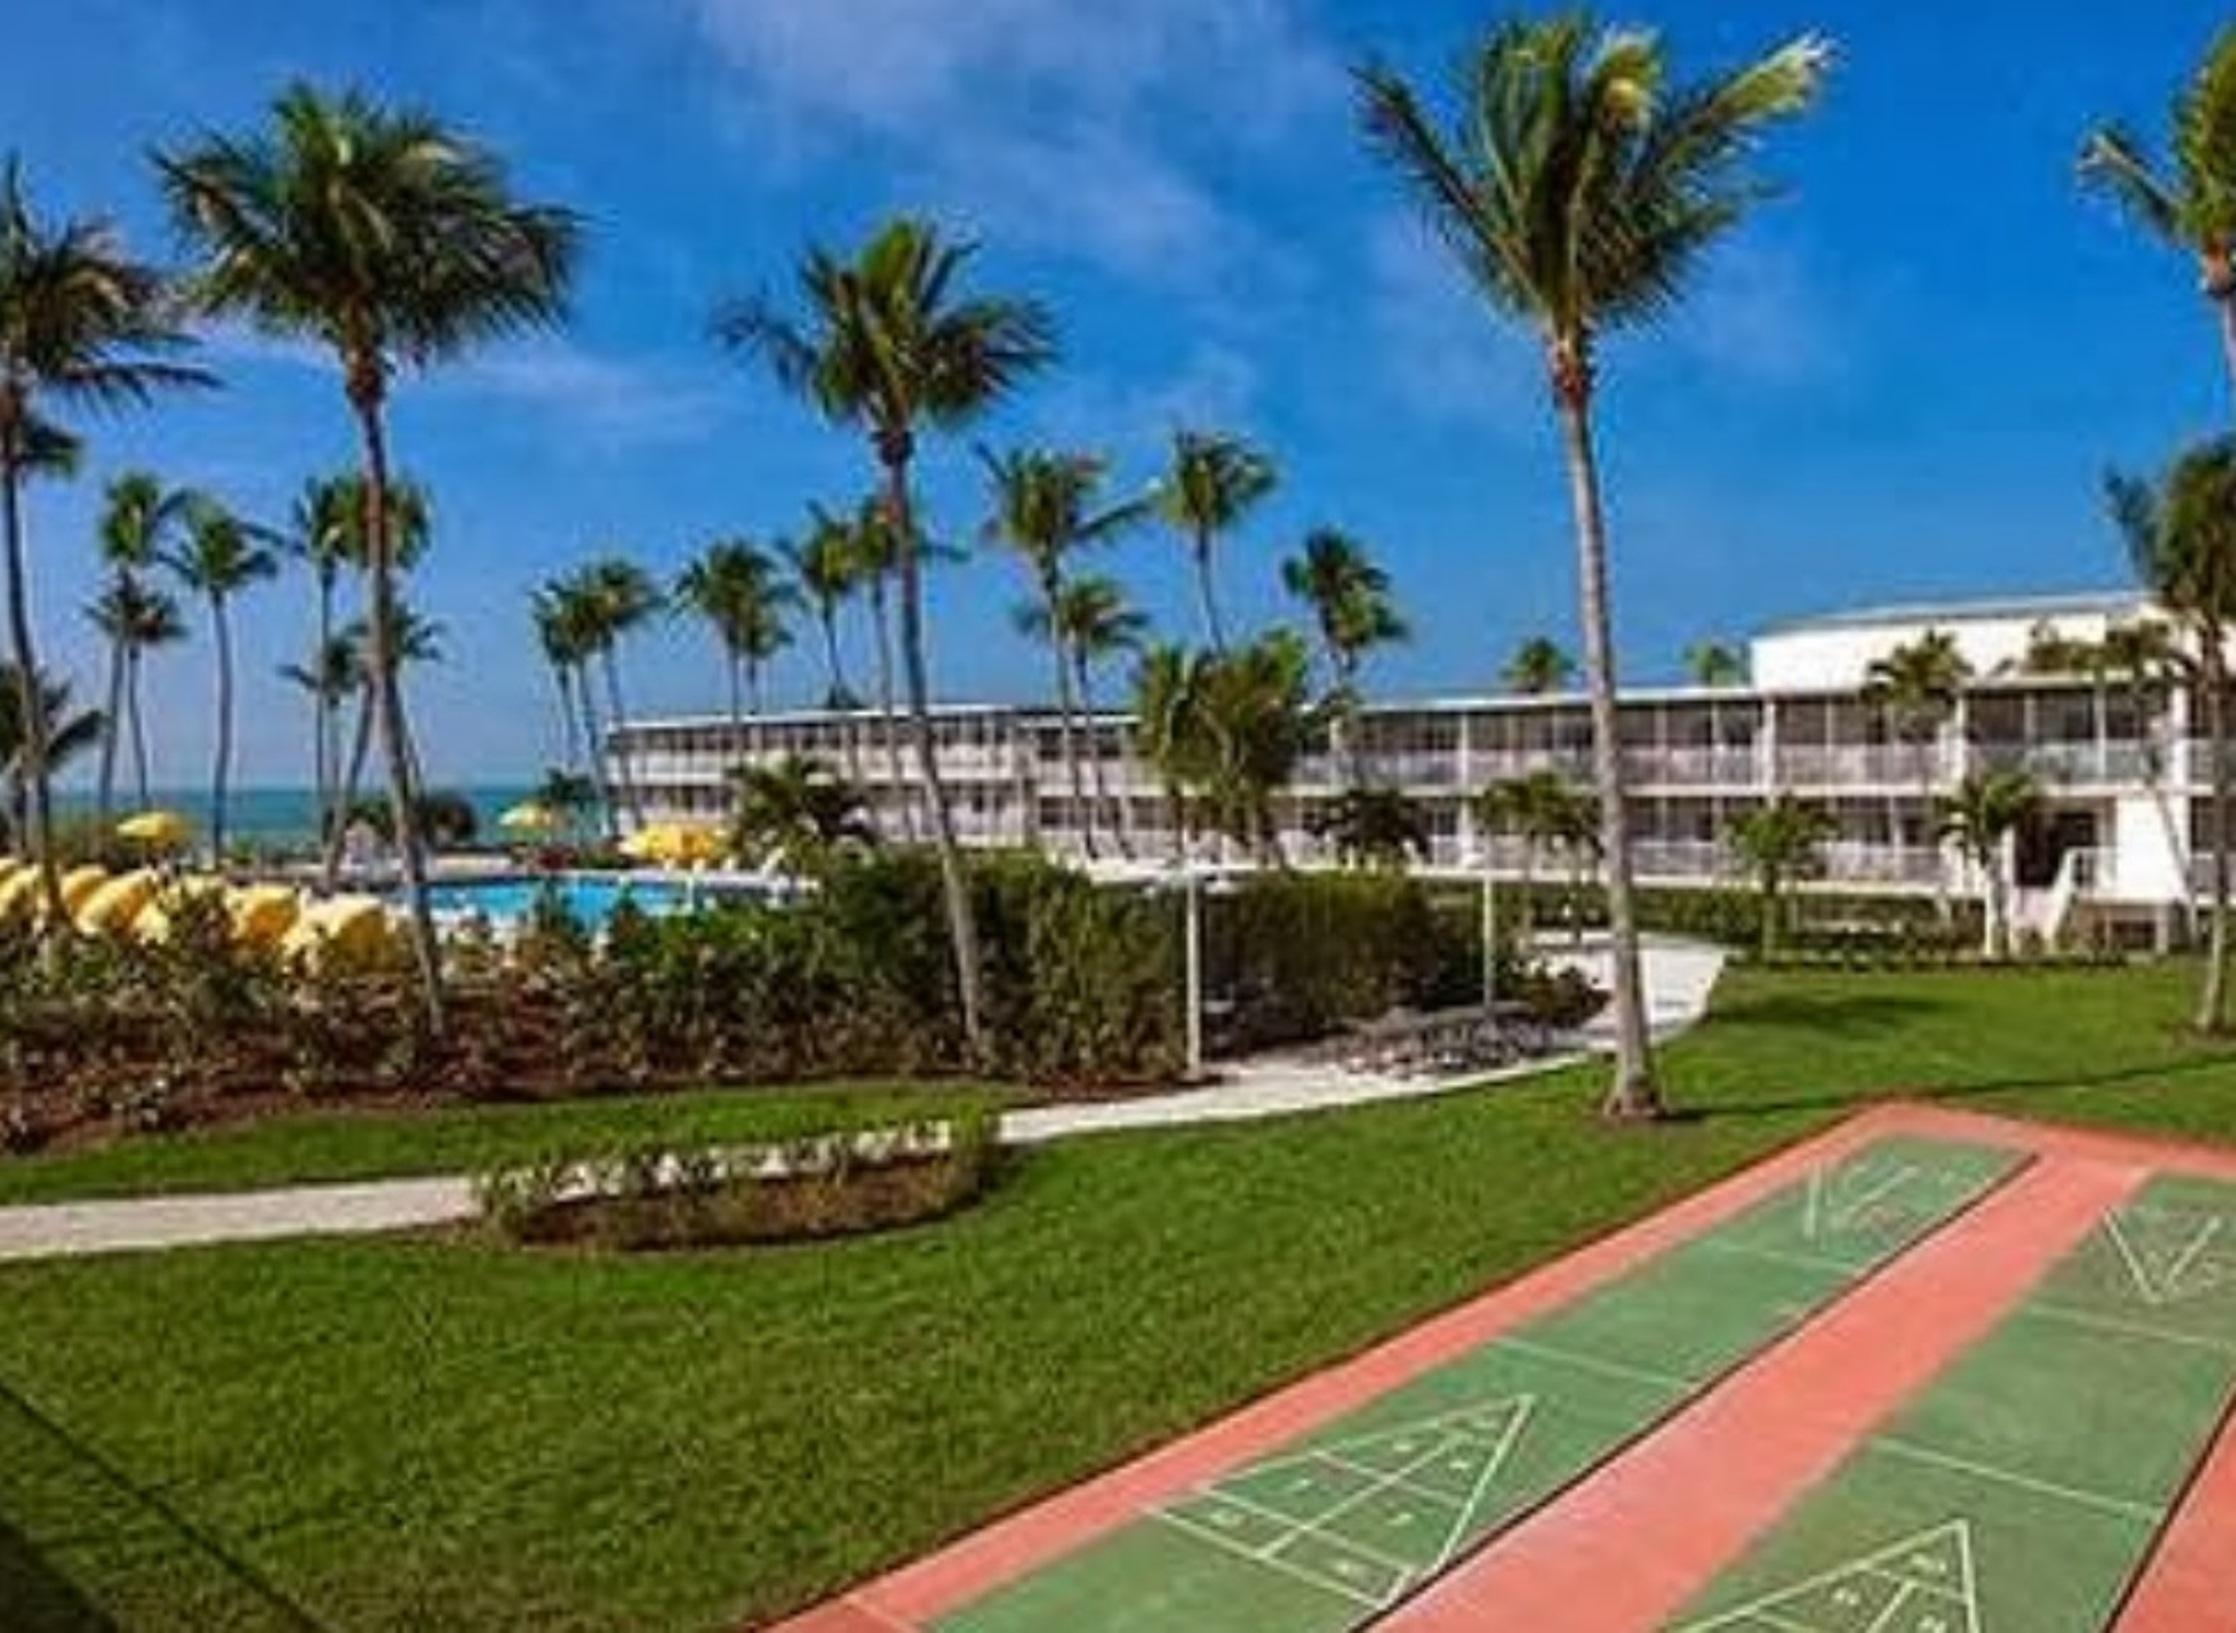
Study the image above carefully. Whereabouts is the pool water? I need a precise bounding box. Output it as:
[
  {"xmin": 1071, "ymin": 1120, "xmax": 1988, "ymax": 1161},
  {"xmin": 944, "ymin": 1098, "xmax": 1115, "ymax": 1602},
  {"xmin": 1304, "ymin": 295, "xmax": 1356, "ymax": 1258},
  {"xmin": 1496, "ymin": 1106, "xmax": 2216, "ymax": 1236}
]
[{"xmin": 423, "ymin": 874, "xmax": 709, "ymax": 929}]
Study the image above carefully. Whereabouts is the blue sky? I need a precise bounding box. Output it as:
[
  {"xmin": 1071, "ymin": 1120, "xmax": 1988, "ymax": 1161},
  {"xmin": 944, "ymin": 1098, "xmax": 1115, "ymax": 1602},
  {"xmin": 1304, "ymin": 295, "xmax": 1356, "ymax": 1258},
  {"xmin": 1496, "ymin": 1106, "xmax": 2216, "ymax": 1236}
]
[{"xmin": 4, "ymin": 0, "xmax": 2229, "ymax": 786}]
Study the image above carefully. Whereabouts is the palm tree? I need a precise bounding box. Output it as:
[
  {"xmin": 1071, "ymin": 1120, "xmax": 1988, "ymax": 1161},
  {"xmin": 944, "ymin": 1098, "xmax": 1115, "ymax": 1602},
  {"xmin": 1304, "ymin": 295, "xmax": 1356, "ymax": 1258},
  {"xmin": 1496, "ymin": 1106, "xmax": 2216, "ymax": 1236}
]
[
  {"xmin": 1502, "ymin": 636, "xmax": 1574, "ymax": 696},
  {"xmin": 287, "ymin": 472, "xmax": 429, "ymax": 843},
  {"xmin": 729, "ymin": 753, "xmax": 876, "ymax": 877},
  {"xmin": 1476, "ymin": 768, "xmax": 1596, "ymax": 942},
  {"xmin": 1938, "ymin": 771, "xmax": 2042, "ymax": 958},
  {"xmin": 675, "ymin": 537, "xmax": 789, "ymax": 762},
  {"xmin": 1055, "ymin": 573, "xmax": 1149, "ymax": 857},
  {"xmin": 529, "ymin": 581, "xmax": 612, "ymax": 840},
  {"xmin": 166, "ymin": 496, "xmax": 279, "ymax": 863},
  {"xmin": 1685, "ymin": 640, "xmax": 1746, "ymax": 688},
  {"xmin": 1360, "ymin": 16, "xmax": 1829, "ymax": 1117},
  {"xmin": 1155, "ymin": 428, "xmax": 1274, "ymax": 652},
  {"xmin": 1134, "ymin": 641, "xmax": 1201, "ymax": 861},
  {"xmin": 1281, "ymin": 527, "xmax": 1407, "ymax": 787},
  {"xmin": 533, "ymin": 766, "xmax": 598, "ymax": 840},
  {"xmin": 87, "ymin": 576, "xmax": 186, "ymax": 810},
  {"xmin": 1184, "ymin": 631, "xmax": 1321, "ymax": 864},
  {"xmin": 844, "ymin": 496, "xmax": 914, "ymax": 837},
  {"xmin": 91, "ymin": 472, "xmax": 189, "ymax": 820},
  {"xmin": 2080, "ymin": 27, "xmax": 2236, "ymax": 401},
  {"xmin": 1309, "ymin": 786, "xmax": 1429, "ymax": 871},
  {"xmin": 0, "ymin": 160, "xmax": 206, "ymax": 915},
  {"xmin": 1863, "ymin": 629, "xmax": 1972, "ymax": 917},
  {"xmin": 982, "ymin": 446, "xmax": 1148, "ymax": 855},
  {"xmin": 715, "ymin": 217, "xmax": 1055, "ymax": 1053},
  {"xmin": 160, "ymin": 84, "xmax": 580, "ymax": 1027},
  {"xmin": 324, "ymin": 602, "xmax": 445, "ymax": 881},
  {"xmin": 576, "ymin": 556, "xmax": 659, "ymax": 825},
  {"xmin": 1729, "ymin": 796, "xmax": 1834, "ymax": 959},
  {"xmin": 0, "ymin": 667, "xmax": 101, "ymax": 853},
  {"xmin": 786, "ymin": 507, "xmax": 866, "ymax": 714},
  {"xmin": 280, "ymin": 630, "xmax": 360, "ymax": 838},
  {"xmin": 2112, "ymin": 440, "xmax": 2236, "ymax": 1029}
]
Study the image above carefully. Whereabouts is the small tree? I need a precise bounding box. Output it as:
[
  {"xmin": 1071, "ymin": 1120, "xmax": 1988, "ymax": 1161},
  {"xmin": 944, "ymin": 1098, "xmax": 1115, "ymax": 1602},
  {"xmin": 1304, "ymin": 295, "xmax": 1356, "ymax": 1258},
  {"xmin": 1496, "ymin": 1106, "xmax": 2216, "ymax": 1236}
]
[
  {"xmin": 1308, "ymin": 786, "xmax": 1428, "ymax": 871},
  {"xmin": 1685, "ymin": 640, "xmax": 1746, "ymax": 688},
  {"xmin": 1937, "ymin": 770, "xmax": 2042, "ymax": 957},
  {"xmin": 1728, "ymin": 796, "xmax": 1834, "ymax": 959},
  {"xmin": 1501, "ymin": 635, "xmax": 1573, "ymax": 695},
  {"xmin": 1863, "ymin": 628, "xmax": 1972, "ymax": 916},
  {"xmin": 730, "ymin": 754, "xmax": 876, "ymax": 877}
]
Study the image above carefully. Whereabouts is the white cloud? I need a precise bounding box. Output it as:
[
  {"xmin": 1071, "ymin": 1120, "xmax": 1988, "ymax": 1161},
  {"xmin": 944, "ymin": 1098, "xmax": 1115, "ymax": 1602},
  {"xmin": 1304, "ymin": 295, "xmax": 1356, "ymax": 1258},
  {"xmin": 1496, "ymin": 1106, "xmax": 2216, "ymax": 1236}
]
[
  {"xmin": 1669, "ymin": 238, "xmax": 1843, "ymax": 388},
  {"xmin": 686, "ymin": 0, "xmax": 1339, "ymax": 287},
  {"xmin": 439, "ymin": 341, "xmax": 727, "ymax": 450},
  {"xmin": 1028, "ymin": 342, "xmax": 1263, "ymax": 461},
  {"xmin": 206, "ymin": 325, "xmax": 724, "ymax": 451},
  {"xmin": 1365, "ymin": 215, "xmax": 1541, "ymax": 434}
]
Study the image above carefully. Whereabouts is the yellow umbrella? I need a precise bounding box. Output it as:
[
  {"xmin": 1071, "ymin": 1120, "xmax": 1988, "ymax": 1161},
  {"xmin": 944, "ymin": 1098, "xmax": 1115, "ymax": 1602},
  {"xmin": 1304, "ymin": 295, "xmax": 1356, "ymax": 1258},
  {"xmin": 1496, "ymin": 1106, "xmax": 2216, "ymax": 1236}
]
[
  {"xmin": 57, "ymin": 865, "xmax": 110, "ymax": 917},
  {"xmin": 498, "ymin": 801, "xmax": 559, "ymax": 834},
  {"xmin": 282, "ymin": 895, "xmax": 394, "ymax": 971},
  {"xmin": 228, "ymin": 884, "xmax": 302, "ymax": 948},
  {"xmin": 76, "ymin": 869, "xmax": 161, "ymax": 936},
  {"xmin": 117, "ymin": 809, "xmax": 193, "ymax": 848},
  {"xmin": 133, "ymin": 875, "xmax": 226, "ymax": 944},
  {"xmin": 0, "ymin": 866, "xmax": 41, "ymax": 918}
]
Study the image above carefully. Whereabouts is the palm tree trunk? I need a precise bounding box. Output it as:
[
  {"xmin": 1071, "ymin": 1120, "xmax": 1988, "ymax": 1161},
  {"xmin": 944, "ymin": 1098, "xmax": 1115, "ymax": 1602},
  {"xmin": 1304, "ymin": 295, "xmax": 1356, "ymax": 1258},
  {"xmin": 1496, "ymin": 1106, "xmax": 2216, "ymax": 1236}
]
[
  {"xmin": 350, "ymin": 383, "xmax": 444, "ymax": 1031},
  {"xmin": 320, "ymin": 684, "xmax": 376, "ymax": 890},
  {"xmin": 1077, "ymin": 658, "xmax": 1130, "ymax": 859},
  {"xmin": 2199, "ymin": 638, "xmax": 2231, "ymax": 1033},
  {"xmin": 820, "ymin": 613, "xmax": 863, "ymax": 785},
  {"xmin": 312, "ymin": 568, "xmax": 335, "ymax": 845},
  {"xmin": 1194, "ymin": 529, "xmax": 1227, "ymax": 652},
  {"xmin": 96, "ymin": 618, "xmax": 125, "ymax": 823},
  {"xmin": 127, "ymin": 649, "xmax": 151, "ymax": 810},
  {"xmin": 870, "ymin": 577, "xmax": 912, "ymax": 839},
  {"xmin": 574, "ymin": 662, "xmax": 617, "ymax": 841},
  {"xmin": 550, "ymin": 661, "xmax": 581, "ymax": 770},
  {"xmin": 600, "ymin": 649, "xmax": 645, "ymax": 827},
  {"xmin": 209, "ymin": 595, "xmax": 233, "ymax": 866},
  {"xmin": 883, "ymin": 446, "xmax": 985, "ymax": 1056},
  {"xmin": 0, "ymin": 439, "xmax": 61, "ymax": 922},
  {"xmin": 1553, "ymin": 368, "xmax": 1658, "ymax": 1118},
  {"xmin": 725, "ymin": 651, "xmax": 744, "ymax": 758},
  {"xmin": 1046, "ymin": 597, "xmax": 1092, "ymax": 857}
]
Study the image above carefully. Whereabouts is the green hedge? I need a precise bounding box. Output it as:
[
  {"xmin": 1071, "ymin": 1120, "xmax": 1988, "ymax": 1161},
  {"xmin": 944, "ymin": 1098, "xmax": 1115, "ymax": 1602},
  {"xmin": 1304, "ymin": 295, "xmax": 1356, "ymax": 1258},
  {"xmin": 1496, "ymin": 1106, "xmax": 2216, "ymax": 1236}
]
[{"xmin": 1498, "ymin": 879, "xmax": 1984, "ymax": 954}]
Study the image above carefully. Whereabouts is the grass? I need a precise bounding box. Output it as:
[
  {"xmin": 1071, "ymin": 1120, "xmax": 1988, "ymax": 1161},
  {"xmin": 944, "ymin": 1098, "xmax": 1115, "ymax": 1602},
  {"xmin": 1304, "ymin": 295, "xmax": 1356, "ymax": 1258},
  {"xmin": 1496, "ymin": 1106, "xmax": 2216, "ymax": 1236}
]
[
  {"xmin": 0, "ymin": 1082, "xmax": 1004, "ymax": 1206},
  {"xmin": 5, "ymin": 961, "xmax": 2236, "ymax": 1630}
]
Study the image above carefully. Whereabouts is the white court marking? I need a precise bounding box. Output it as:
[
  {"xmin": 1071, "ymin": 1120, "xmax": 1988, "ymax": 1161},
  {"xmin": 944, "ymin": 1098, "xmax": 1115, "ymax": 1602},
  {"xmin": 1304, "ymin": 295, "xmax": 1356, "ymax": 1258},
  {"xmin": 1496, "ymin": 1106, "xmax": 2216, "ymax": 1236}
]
[
  {"xmin": 1871, "ymin": 1436, "xmax": 2164, "ymax": 1525},
  {"xmin": 1149, "ymin": 1396, "xmax": 1533, "ymax": 1610},
  {"xmin": 2103, "ymin": 1205, "xmax": 2230, "ymax": 1308},
  {"xmin": 1674, "ymin": 1519, "xmax": 1981, "ymax": 1633}
]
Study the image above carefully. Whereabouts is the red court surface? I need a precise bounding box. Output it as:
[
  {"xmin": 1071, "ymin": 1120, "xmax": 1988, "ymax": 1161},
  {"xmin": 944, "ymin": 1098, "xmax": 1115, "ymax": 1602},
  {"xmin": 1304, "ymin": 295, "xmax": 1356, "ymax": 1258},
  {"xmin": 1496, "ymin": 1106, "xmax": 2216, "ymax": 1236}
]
[{"xmin": 763, "ymin": 1103, "xmax": 2236, "ymax": 1633}]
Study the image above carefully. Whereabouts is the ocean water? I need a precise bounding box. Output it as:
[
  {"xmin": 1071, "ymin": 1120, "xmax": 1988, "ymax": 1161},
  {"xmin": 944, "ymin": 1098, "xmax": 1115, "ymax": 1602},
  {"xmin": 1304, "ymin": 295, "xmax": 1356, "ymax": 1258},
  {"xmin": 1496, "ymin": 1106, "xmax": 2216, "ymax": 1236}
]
[{"xmin": 52, "ymin": 785, "xmax": 536, "ymax": 850}]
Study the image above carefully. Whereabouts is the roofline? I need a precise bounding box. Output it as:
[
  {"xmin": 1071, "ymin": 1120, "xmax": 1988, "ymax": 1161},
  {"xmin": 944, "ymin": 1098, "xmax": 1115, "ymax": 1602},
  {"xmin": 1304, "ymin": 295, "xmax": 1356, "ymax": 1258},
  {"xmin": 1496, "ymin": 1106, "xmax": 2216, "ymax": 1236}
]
[{"xmin": 1755, "ymin": 588, "xmax": 2153, "ymax": 636}]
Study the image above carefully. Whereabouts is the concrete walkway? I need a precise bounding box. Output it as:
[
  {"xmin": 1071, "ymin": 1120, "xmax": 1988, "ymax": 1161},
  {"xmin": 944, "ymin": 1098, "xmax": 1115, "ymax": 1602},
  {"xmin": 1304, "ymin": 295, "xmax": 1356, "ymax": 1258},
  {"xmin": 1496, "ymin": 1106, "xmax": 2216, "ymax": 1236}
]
[{"xmin": 0, "ymin": 938, "xmax": 1724, "ymax": 1264}]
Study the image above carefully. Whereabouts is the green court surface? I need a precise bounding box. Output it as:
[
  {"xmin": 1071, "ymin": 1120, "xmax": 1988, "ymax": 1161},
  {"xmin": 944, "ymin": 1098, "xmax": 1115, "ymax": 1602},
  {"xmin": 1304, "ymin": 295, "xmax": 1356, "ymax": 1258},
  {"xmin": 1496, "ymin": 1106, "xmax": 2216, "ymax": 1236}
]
[
  {"xmin": 1668, "ymin": 1173, "xmax": 2236, "ymax": 1633},
  {"xmin": 936, "ymin": 1136, "xmax": 2021, "ymax": 1633}
]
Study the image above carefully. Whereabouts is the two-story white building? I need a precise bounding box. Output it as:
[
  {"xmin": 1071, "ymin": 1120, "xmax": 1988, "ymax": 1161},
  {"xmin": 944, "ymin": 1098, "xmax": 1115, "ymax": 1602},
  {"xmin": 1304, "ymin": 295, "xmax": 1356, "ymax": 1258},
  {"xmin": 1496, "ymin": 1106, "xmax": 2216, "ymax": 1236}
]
[{"xmin": 610, "ymin": 589, "xmax": 2217, "ymax": 948}]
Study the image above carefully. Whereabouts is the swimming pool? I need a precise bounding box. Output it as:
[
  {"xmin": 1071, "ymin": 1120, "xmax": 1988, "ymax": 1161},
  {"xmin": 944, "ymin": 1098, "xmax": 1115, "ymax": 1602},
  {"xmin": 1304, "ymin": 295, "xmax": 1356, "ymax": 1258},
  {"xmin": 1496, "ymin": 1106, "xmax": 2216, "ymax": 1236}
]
[{"xmin": 421, "ymin": 872, "xmax": 755, "ymax": 930}]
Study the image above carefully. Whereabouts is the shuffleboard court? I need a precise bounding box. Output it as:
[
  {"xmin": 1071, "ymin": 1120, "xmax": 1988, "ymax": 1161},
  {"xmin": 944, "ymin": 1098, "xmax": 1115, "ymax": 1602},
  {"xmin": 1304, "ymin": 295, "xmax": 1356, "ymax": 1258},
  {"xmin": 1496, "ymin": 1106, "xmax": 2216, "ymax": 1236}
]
[
  {"xmin": 933, "ymin": 1135, "xmax": 2021, "ymax": 1633},
  {"xmin": 1665, "ymin": 1172, "xmax": 2236, "ymax": 1633}
]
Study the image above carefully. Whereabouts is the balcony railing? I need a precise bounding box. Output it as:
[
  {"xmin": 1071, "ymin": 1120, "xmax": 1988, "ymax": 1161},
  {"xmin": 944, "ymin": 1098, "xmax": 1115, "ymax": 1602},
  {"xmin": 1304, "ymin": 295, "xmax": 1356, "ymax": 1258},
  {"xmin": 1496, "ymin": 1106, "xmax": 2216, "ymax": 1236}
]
[
  {"xmin": 1773, "ymin": 745, "xmax": 1940, "ymax": 786},
  {"xmin": 1967, "ymin": 741, "xmax": 2154, "ymax": 785}
]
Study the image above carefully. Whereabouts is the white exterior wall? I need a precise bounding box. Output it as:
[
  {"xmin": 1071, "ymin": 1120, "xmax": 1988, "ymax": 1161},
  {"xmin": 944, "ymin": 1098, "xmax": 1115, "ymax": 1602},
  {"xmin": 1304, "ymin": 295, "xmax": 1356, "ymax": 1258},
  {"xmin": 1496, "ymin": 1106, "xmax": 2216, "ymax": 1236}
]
[
  {"xmin": 1749, "ymin": 597, "xmax": 2155, "ymax": 692},
  {"xmin": 2110, "ymin": 793, "xmax": 2188, "ymax": 903}
]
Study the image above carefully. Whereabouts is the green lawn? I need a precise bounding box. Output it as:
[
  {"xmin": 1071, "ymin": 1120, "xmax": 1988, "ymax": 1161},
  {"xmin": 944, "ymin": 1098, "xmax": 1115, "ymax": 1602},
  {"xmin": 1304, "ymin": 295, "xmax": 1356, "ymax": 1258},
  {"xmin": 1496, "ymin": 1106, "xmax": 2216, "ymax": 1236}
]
[
  {"xmin": 0, "ymin": 1082, "xmax": 1003, "ymax": 1206},
  {"xmin": 6, "ymin": 962, "xmax": 2236, "ymax": 1631}
]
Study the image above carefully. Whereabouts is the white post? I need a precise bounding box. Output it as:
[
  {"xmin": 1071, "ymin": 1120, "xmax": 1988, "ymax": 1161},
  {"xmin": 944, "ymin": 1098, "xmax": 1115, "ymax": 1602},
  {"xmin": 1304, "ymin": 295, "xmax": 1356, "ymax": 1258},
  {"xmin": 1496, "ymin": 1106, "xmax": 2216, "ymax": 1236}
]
[
  {"xmin": 1184, "ymin": 869, "xmax": 1204, "ymax": 1081},
  {"xmin": 1480, "ymin": 866, "xmax": 1499, "ymax": 1009}
]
